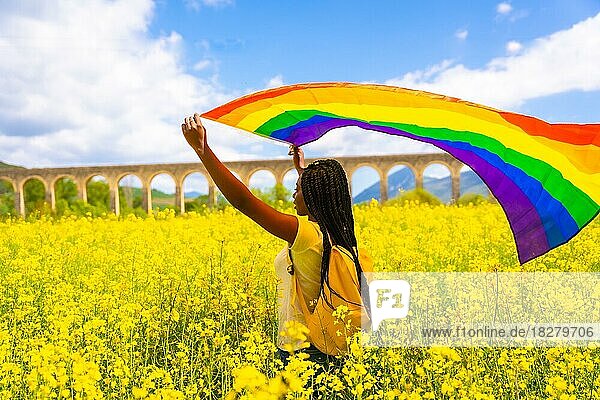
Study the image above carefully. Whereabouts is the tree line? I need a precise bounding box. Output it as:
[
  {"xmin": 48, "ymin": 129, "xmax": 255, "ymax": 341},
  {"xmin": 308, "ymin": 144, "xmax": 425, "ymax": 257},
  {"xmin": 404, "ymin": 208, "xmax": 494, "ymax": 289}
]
[
  {"xmin": 0, "ymin": 179, "xmax": 296, "ymax": 218},
  {"xmin": 0, "ymin": 178, "xmax": 493, "ymax": 219}
]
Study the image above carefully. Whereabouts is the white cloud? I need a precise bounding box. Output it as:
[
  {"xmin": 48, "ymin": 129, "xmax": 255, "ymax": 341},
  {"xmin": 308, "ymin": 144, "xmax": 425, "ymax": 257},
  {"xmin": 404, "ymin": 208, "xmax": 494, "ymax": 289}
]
[
  {"xmin": 386, "ymin": 12, "xmax": 600, "ymax": 109},
  {"xmin": 496, "ymin": 2, "xmax": 512, "ymax": 15},
  {"xmin": 0, "ymin": 0, "xmax": 272, "ymax": 168},
  {"xmin": 505, "ymin": 40, "xmax": 522, "ymax": 54},
  {"xmin": 202, "ymin": 0, "xmax": 234, "ymax": 7},
  {"xmin": 248, "ymin": 170, "xmax": 276, "ymax": 190},
  {"xmin": 302, "ymin": 126, "xmax": 441, "ymax": 157},
  {"xmin": 150, "ymin": 173, "xmax": 176, "ymax": 194},
  {"xmin": 184, "ymin": 0, "xmax": 233, "ymax": 11},
  {"xmin": 183, "ymin": 172, "xmax": 209, "ymax": 194},
  {"xmin": 455, "ymin": 29, "xmax": 469, "ymax": 40},
  {"xmin": 496, "ymin": 2, "xmax": 527, "ymax": 22},
  {"xmin": 423, "ymin": 164, "xmax": 451, "ymax": 178},
  {"xmin": 193, "ymin": 59, "xmax": 213, "ymax": 71},
  {"xmin": 265, "ymin": 74, "xmax": 284, "ymax": 89},
  {"xmin": 396, "ymin": 59, "xmax": 455, "ymax": 84}
]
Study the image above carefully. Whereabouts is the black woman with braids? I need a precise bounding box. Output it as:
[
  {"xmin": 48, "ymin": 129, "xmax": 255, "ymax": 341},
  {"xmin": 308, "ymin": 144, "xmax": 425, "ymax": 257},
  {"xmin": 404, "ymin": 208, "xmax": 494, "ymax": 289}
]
[{"xmin": 181, "ymin": 113, "xmax": 367, "ymax": 370}]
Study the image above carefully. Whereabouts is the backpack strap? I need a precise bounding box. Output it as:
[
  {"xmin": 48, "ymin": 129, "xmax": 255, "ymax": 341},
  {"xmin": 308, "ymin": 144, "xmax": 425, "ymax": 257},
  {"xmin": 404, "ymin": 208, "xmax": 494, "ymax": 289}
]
[{"xmin": 287, "ymin": 248, "xmax": 294, "ymax": 275}]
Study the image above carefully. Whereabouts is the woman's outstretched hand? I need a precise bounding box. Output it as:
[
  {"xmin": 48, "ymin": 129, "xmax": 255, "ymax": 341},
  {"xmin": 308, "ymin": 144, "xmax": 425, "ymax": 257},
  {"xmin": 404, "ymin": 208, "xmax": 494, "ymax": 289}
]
[
  {"xmin": 182, "ymin": 113, "xmax": 207, "ymax": 156},
  {"xmin": 288, "ymin": 145, "xmax": 305, "ymax": 173}
]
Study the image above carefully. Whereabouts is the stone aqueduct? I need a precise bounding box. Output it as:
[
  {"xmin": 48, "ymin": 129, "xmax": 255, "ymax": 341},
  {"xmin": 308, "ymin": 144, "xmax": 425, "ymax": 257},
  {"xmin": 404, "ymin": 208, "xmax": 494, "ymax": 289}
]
[{"xmin": 0, "ymin": 153, "xmax": 481, "ymax": 216}]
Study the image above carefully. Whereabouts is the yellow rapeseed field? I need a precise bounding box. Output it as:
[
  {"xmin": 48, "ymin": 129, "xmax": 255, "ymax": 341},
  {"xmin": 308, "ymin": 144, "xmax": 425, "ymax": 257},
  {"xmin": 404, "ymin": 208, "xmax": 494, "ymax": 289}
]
[{"xmin": 0, "ymin": 201, "xmax": 599, "ymax": 399}]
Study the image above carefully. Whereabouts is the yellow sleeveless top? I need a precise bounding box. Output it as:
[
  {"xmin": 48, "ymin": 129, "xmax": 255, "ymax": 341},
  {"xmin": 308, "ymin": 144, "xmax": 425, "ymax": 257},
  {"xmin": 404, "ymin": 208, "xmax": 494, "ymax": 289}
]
[{"xmin": 273, "ymin": 214, "xmax": 323, "ymax": 351}]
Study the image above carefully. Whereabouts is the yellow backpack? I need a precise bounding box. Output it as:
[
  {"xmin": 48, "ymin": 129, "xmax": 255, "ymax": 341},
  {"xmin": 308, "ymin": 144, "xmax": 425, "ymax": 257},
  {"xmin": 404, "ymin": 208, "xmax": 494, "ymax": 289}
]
[{"xmin": 289, "ymin": 245, "xmax": 373, "ymax": 356}]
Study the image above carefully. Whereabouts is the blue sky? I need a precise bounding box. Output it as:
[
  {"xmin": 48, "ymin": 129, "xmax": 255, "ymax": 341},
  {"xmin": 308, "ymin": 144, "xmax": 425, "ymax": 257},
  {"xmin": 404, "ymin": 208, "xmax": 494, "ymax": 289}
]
[
  {"xmin": 0, "ymin": 0, "xmax": 599, "ymax": 196},
  {"xmin": 152, "ymin": 0, "xmax": 599, "ymax": 98}
]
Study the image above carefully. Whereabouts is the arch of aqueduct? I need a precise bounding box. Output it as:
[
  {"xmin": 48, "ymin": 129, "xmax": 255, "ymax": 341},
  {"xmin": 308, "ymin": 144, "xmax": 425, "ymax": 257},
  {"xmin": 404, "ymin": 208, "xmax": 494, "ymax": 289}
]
[{"xmin": 1, "ymin": 153, "xmax": 483, "ymax": 216}]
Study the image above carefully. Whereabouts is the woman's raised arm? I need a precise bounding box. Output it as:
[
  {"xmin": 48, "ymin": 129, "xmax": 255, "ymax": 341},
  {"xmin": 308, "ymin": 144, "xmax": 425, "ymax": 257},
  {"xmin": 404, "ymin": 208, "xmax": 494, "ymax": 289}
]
[
  {"xmin": 288, "ymin": 145, "xmax": 306, "ymax": 175},
  {"xmin": 182, "ymin": 113, "xmax": 299, "ymax": 245}
]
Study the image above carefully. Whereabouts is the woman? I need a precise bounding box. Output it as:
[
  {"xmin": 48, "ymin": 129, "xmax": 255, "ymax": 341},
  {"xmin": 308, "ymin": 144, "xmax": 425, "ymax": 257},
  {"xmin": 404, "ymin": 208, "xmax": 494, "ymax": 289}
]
[{"xmin": 181, "ymin": 113, "xmax": 365, "ymax": 369}]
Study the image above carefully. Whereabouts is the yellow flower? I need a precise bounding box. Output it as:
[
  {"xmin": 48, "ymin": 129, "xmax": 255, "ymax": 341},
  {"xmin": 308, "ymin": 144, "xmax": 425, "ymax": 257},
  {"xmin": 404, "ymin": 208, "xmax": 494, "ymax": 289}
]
[
  {"xmin": 232, "ymin": 365, "xmax": 266, "ymax": 392},
  {"xmin": 0, "ymin": 202, "xmax": 598, "ymax": 398},
  {"xmin": 280, "ymin": 320, "xmax": 311, "ymax": 352},
  {"xmin": 132, "ymin": 387, "xmax": 148, "ymax": 399}
]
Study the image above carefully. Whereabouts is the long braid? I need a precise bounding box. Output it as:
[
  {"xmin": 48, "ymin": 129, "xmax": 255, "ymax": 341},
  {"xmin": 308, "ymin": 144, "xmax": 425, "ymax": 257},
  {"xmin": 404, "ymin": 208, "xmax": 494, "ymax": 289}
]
[{"xmin": 300, "ymin": 159, "xmax": 368, "ymax": 315}]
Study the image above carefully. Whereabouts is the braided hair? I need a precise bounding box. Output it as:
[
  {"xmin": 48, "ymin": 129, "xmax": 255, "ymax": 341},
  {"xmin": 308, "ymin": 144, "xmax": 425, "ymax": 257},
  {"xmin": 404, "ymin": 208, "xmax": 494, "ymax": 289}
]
[{"xmin": 300, "ymin": 159, "xmax": 369, "ymax": 314}]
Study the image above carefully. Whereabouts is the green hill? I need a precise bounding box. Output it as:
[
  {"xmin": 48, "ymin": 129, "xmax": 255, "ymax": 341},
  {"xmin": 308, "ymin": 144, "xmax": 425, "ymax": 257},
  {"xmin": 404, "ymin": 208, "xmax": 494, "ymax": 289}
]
[
  {"xmin": 119, "ymin": 186, "xmax": 175, "ymax": 207},
  {"xmin": 124, "ymin": 187, "xmax": 172, "ymax": 199},
  {"xmin": 0, "ymin": 161, "xmax": 23, "ymax": 170}
]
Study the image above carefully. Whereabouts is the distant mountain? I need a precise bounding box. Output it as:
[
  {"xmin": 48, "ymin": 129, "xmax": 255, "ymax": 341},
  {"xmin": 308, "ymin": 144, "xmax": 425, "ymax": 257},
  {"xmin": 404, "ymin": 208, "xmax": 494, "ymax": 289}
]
[
  {"xmin": 118, "ymin": 187, "xmax": 210, "ymax": 205},
  {"xmin": 116, "ymin": 186, "xmax": 208, "ymax": 200},
  {"xmin": 185, "ymin": 191, "xmax": 202, "ymax": 198},
  {"xmin": 458, "ymin": 171, "xmax": 490, "ymax": 198},
  {"xmin": 353, "ymin": 167, "xmax": 489, "ymax": 204},
  {"xmin": 354, "ymin": 167, "xmax": 415, "ymax": 204},
  {"xmin": 119, "ymin": 187, "xmax": 168, "ymax": 198}
]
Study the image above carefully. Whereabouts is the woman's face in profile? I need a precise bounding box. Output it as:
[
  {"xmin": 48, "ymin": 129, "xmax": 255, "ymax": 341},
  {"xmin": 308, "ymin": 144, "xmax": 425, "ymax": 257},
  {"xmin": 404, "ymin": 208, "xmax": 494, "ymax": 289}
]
[{"xmin": 293, "ymin": 174, "xmax": 309, "ymax": 216}]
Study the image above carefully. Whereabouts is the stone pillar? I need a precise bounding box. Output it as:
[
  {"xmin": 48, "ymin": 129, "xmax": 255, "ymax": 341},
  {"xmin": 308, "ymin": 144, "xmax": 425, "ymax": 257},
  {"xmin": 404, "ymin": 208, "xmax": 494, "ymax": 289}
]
[
  {"xmin": 142, "ymin": 183, "xmax": 152, "ymax": 214},
  {"xmin": 379, "ymin": 171, "xmax": 388, "ymax": 204},
  {"xmin": 451, "ymin": 171, "xmax": 460, "ymax": 204},
  {"xmin": 46, "ymin": 184, "xmax": 55, "ymax": 211},
  {"xmin": 110, "ymin": 182, "xmax": 120, "ymax": 216},
  {"xmin": 14, "ymin": 186, "xmax": 25, "ymax": 217},
  {"xmin": 449, "ymin": 164, "xmax": 463, "ymax": 204},
  {"xmin": 275, "ymin": 171, "xmax": 284, "ymax": 186},
  {"xmin": 175, "ymin": 183, "xmax": 185, "ymax": 213},
  {"xmin": 208, "ymin": 183, "xmax": 216, "ymax": 208},
  {"xmin": 415, "ymin": 167, "xmax": 424, "ymax": 190},
  {"xmin": 78, "ymin": 178, "xmax": 88, "ymax": 203}
]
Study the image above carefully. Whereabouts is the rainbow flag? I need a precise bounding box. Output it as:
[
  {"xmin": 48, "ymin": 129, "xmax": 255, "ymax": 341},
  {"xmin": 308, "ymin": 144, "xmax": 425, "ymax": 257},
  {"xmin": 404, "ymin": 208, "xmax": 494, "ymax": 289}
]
[{"xmin": 202, "ymin": 82, "xmax": 600, "ymax": 264}]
